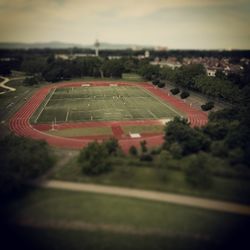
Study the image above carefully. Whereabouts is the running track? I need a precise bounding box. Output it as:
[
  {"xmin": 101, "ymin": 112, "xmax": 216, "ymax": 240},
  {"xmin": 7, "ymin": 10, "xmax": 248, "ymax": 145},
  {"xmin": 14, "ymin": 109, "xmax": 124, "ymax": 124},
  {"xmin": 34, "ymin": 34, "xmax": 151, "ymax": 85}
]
[{"xmin": 9, "ymin": 82, "xmax": 208, "ymax": 152}]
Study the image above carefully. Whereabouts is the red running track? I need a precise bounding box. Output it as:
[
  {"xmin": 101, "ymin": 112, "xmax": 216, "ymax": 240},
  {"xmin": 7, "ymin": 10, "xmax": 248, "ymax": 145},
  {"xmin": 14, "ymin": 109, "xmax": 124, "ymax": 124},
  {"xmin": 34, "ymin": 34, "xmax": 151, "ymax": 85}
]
[{"xmin": 9, "ymin": 81, "xmax": 208, "ymax": 152}]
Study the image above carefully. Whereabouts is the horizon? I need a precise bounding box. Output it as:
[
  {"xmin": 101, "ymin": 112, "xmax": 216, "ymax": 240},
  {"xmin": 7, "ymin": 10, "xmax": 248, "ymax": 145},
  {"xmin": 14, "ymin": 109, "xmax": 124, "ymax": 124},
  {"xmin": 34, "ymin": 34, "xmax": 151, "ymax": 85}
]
[
  {"xmin": 0, "ymin": 0, "xmax": 250, "ymax": 50},
  {"xmin": 1, "ymin": 40, "xmax": 250, "ymax": 51}
]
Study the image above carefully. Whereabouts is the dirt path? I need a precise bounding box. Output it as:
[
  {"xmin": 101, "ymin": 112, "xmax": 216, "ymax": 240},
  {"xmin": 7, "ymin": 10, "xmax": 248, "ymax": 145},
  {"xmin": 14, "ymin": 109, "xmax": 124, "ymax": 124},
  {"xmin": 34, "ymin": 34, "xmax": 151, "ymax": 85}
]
[{"xmin": 33, "ymin": 180, "xmax": 250, "ymax": 216}]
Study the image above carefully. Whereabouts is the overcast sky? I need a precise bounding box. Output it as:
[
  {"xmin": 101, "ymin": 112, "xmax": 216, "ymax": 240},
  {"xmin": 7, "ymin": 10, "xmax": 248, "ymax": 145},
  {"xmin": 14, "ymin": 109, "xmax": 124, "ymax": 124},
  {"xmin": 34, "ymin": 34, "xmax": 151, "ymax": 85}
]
[{"xmin": 0, "ymin": 0, "xmax": 249, "ymax": 49}]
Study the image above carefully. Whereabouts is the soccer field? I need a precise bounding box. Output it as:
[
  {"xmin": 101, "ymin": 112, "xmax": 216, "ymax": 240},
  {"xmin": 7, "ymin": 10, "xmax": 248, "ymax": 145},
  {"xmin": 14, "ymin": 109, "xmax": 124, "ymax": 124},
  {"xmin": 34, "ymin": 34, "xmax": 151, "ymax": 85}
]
[{"xmin": 31, "ymin": 85, "xmax": 181, "ymax": 124}]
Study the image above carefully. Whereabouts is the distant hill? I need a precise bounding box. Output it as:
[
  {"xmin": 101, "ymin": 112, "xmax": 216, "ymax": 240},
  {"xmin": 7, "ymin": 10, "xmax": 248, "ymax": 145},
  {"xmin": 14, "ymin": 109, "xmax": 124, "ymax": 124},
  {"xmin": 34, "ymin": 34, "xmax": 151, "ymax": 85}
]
[{"xmin": 0, "ymin": 41, "xmax": 154, "ymax": 50}]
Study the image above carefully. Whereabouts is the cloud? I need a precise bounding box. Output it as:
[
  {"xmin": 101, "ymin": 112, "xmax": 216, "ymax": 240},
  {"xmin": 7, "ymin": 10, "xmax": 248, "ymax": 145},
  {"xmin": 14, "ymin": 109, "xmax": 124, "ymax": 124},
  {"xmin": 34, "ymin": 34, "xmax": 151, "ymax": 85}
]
[{"xmin": 0, "ymin": 0, "xmax": 249, "ymax": 48}]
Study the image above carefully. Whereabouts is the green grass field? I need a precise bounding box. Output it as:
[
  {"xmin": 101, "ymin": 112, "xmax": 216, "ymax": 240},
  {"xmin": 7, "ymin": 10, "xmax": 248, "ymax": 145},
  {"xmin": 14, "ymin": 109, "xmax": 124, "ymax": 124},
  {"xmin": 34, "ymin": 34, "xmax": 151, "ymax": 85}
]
[
  {"xmin": 31, "ymin": 85, "xmax": 181, "ymax": 124},
  {"xmin": 122, "ymin": 73, "xmax": 143, "ymax": 81},
  {"xmin": 2, "ymin": 188, "xmax": 249, "ymax": 250},
  {"xmin": 48, "ymin": 126, "xmax": 113, "ymax": 137}
]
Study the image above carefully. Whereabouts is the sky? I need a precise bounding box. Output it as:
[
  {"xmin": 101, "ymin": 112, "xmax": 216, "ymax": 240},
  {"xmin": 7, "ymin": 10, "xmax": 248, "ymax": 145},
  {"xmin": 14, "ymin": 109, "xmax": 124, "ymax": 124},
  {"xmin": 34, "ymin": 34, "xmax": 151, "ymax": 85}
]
[{"xmin": 0, "ymin": 0, "xmax": 249, "ymax": 49}]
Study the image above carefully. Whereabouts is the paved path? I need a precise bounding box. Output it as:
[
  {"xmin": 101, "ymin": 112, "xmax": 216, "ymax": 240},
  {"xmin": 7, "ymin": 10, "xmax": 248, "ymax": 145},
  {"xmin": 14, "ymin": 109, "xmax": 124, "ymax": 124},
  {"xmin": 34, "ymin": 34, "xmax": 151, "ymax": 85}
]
[
  {"xmin": 34, "ymin": 180, "xmax": 250, "ymax": 216},
  {"xmin": 0, "ymin": 76, "xmax": 16, "ymax": 94},
  {"xmin": 0, "ymin": 76, "xmax": 27, "ymax": 95}
]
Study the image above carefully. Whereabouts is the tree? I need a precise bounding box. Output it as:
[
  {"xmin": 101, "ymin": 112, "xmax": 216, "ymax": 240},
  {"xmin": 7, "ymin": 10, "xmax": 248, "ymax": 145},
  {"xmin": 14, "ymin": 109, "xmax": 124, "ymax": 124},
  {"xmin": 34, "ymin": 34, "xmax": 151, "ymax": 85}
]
[
  {"xmin": 0, "ymin": 134, "xmax": 54, "ymax": 198},
  {"xmin": 164, "ymin": 117, "xmax": 210, "ymax": 155},
  {"xmin": 78, "ymin": 141, "xmax": 112, "ymax": 175},
  {"xmin": 102, "ymin": 59, "xmax": 125, "ymax": 78},
  {"xmin": 139, "ymin": 64, "xmax": 160, "ymax": 81}
]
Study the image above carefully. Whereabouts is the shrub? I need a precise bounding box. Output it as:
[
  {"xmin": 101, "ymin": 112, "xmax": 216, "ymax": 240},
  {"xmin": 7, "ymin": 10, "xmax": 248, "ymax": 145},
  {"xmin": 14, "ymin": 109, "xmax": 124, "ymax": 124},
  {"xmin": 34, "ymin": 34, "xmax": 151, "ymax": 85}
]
[
  {"xmin": 201, "ymin": 102, "xmax": 214, "ymax": 111},
  {"xmin": 157, "ymin": 81, "xmax": 165, "ymax": 88},
  {"xmin": 78, "ymin": 141, "xmax": 112, "ymax": 175},
  {"xmin": 170, "ymin": 88, "xmax": 180, "ymax": 95},
  {"xmin": 140, "ymin": 140, "xmax": 147, "ymax": 153},
  {"xmin": 152, "ymin": 79, "xmax": 160, "ymax": 85},
  {"xmin": 156, "ymin": 150, "xmax": 172, "ymax": 168},
  {"xmin": 103, "ymin": 137, "xmax": 120, "ymax": 156},
  {"xmin": 184, "ymin": 153, "xmax": 212, "ymax": 188},
  {"xmin": 129, "ymin": 145, "xmax": 138, "ymax": 156},
  {"xmin": 140, "ymin": 154, "xmax": 153, "ymax": 162},
  {"xmin": 23, "ymin": 76, "xmax": 39, "ymax": 86},
  {"xmin": 180, "ymin": 91, "xmax": 190, "ymax": 99},
  {"xmin": 169, "ymin": 142, "xmax": 183, "ymax": 159}
]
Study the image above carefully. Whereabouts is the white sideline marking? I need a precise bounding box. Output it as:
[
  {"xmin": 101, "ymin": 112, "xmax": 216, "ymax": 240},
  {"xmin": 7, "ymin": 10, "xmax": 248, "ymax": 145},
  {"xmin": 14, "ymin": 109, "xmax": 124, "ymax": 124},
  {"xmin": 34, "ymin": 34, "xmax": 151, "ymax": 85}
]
[
  {"xmin": 65, "ymin": 109, "xmax": 70, "ymax": 122},
  {"xmin": 81, "ymin": 84, "xmax": 90, "ymax": 87},
  {"xmin": 34, "ymin": 88, "xmax": 56, "ymax": 123},
  {"xmin": 147, "ymin": 109, "xmax": 157, "ymax": 119}
]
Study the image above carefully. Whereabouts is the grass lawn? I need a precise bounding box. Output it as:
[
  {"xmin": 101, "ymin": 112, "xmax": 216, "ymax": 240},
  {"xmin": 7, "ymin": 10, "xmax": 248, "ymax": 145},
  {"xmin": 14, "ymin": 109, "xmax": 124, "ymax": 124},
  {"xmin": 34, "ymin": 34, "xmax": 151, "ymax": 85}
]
[
  {"xmin": 2, "ymin": 188, "xmax": 249, "ymax": 250},
  {"xmin": 31, "ymin": 85, "xmax": 181, "ymax": 124},
  {"xmin": 122, "ymin": 73, "xmax": 143, "ymax": 82},
  {"xmin": 48, "ymin": 126, "xmax": 113, "ymax": 137},
  {"xmin": 122, "ymin": 125, "xmax": 164, "ymax": 134},
  {"xmin": 51, "ymin": 157, "xmax": 250, "ymax": 205}
]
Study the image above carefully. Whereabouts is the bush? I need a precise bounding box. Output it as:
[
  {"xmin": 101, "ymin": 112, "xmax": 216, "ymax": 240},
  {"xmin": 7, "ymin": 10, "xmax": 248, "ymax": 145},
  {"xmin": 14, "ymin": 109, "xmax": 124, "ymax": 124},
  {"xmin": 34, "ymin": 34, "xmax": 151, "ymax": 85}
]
[
  {"xmin": 152, "ymin": 79, "xmax": 160, "ymax": 85},
  {"xmin": 103, "ymin": 137, "xmax": 120, "ymax": 156},
  {"xmin": 78, "ymin": 141, "xmax": 112, "ymax": 175},
  {"xmin": 129, "ymin": 145, "xmax": 138, "ymax": 156},
  {"xmin": 180, "ymin": 91, "xmax": 190, "ymax": 99},
  {"xmin": 184, "ymin": 153, "xmax": 212, "ymax": 188},
  {"xmin": 23, "ymin": 76, "xmax": 39, "ymax": 86},
  {"xmin": 140, "ymin": 154, "xmax": 153, "ymax": 162},
  {"xmin": 157, "ymin": 81, "xmax": 165, "ymax": 88},
  {"xmin": 201, "ymin": 102, "xmax": 214, "ymax": 111},
  {"xmin": 170, "ymin": 88, "xmax": 180, "ymax": 95},
  {"xmin": 156, "ymin": 150, "xmax": 172, "ymax": 168},
  {"xmin": 169, "ymin": 142, "xmax": 183, "ymax": 159},
  {"xmin": 140, "ymin": 140, "xmax": 148, "ymax": 153}
]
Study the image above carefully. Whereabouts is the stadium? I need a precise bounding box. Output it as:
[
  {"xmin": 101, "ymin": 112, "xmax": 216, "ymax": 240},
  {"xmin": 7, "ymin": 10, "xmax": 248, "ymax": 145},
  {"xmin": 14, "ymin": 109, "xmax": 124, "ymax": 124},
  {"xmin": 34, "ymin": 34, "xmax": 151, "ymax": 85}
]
[{"xmin": 9, "ymin": 81, "xmax": 208, "ymax": 151}]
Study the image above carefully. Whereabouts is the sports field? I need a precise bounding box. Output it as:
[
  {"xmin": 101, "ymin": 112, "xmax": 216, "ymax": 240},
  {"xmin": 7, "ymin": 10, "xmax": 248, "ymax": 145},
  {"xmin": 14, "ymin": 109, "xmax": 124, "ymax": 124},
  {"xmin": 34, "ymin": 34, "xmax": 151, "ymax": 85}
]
[{"xmin": 31, "ymin": 85, "xmax": 181, "ymax": 124}]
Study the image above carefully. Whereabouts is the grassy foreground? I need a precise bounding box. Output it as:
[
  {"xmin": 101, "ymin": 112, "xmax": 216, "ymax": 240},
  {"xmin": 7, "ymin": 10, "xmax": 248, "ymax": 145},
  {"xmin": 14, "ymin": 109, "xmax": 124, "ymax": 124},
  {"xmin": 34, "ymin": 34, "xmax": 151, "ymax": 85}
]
[{"xmin": 2, "ymin": 188, "xmax": 249, "ymax": 250}]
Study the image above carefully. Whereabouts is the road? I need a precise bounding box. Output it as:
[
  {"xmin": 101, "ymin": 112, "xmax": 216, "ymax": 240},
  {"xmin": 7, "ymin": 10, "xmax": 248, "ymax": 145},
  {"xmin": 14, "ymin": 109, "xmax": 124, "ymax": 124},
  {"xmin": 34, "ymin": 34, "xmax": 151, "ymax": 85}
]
[{"xmin": 33, "ymin": 180, "xmax": 250, "ymax": 216}]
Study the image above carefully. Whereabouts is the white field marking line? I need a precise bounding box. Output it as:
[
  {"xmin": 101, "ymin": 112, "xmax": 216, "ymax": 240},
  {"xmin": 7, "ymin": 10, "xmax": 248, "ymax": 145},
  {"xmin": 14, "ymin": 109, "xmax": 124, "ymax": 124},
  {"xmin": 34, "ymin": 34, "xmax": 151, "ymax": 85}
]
[
  {"xmin": 52, "ymin": 97, "xmax": 91, "ymax": 100},
  {"xmin": 139, "ymin": 86, "xmax": 182, "ymax": 117},
  {"xmin": 34, "ymin": 88, "xmax": 56, "ymax": 123},
  {"xmin": 147, "ymin": 109, "xmax": 158, "ymax": 119},
  {"xmin": 65, "ymin": 109, "xmax": 70, "ymax": 122}
]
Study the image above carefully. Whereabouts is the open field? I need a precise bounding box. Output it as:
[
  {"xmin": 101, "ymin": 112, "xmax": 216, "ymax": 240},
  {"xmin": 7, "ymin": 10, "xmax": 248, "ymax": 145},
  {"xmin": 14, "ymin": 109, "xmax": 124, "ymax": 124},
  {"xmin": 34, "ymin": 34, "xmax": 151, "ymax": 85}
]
[
  {"xmin": 122, "ymin": 73, "xmax": 143, "ymax": 81},
  {"xmin": 31, "ymin": 85, "xmax": 181, "ymax": 124},
  {"xmin": 2, "ymin": 188, "xmax": 249, "ymax": 250}
]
